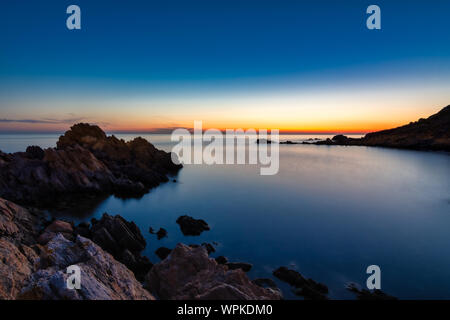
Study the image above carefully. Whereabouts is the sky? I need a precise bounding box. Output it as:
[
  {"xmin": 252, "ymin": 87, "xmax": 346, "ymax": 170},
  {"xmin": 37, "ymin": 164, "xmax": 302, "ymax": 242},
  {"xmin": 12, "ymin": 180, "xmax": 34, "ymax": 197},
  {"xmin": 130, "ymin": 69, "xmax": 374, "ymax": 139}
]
[{"xmin": 0, "ymin": 0, "xmax": 449, "ymax": 133}]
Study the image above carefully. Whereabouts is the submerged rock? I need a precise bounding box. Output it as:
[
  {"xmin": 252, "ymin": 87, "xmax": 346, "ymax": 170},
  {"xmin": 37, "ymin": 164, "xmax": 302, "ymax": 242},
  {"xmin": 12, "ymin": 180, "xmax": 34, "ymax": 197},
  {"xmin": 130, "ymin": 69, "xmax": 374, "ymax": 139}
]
[
  {"xmin": 176, "ymin": 215, "xmax": 210, "ymax": 236},
  {"xmin": 273, "ymin": 266, "xmax": 328, "ymax": 300},
  {"xmin": 146, "ymin": 244, "xmax": 282, "ymax": 300},
  {"xmin": 346, "ymin": 283, "xmax": 397, "ymax": 300},
  {"xmin": 156, "ymin": 228, "xmax": 167, "ymax": 240}
]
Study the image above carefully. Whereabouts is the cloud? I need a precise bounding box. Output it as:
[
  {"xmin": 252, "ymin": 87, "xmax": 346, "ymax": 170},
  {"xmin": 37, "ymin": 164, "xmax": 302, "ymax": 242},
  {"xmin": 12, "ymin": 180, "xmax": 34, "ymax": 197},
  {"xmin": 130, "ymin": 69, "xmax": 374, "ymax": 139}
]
[{"xmin": 0, "ymin": 117, "xmax": 85, "ymax": 124}]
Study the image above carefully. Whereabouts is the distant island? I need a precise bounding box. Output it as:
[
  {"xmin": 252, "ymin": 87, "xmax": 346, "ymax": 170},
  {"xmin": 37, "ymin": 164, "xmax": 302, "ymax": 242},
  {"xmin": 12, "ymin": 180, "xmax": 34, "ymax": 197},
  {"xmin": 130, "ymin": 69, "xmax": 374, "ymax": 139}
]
[{"xmin": 278, "ymin": 105, "xmax": 450, "ymax": 152}]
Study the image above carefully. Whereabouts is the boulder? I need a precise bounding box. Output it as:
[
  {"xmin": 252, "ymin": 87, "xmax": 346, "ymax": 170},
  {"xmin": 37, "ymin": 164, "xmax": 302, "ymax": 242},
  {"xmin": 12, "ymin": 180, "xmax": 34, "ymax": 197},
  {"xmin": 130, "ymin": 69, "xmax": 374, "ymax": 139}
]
[
  {"xmin": 155, "ymin": 247, "xmax": 172, "ymax": 260},
  {"xmin": 156, "ymin": 228, "xmax": 167, "ymax": 240},
  {"xmin": 146, "ymin": 244, "xmax": 282, "ymax": 300},
  {"xmin": 176, "ymin": 215, "xmax": 210, "ymax": 236},
  {"xmin": 85, "ymin": 213, "xmax": 151, "ymax": 281},
  {"xmin": 273, "ymin": 266, "xmax": 328, "ymax": 300}
]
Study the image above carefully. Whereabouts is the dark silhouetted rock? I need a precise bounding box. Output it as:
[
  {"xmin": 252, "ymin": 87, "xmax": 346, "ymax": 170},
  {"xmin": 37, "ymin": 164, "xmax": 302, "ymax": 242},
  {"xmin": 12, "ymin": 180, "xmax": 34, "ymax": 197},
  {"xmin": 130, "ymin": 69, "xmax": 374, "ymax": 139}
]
[
  {"xmin": 252, "ymin": 278, "xmax": 278, "ymax": 289},
  {"xmin": 273, "ymin": 266, "xmax": 328, "ymax": 300},
  {"xmin": 155, "ymin": 247, "xmax": 172, "ymax": 260},
  {"xmin": 156, "ymin": 228, "xmax": 167, "ymax": 240},
  {"xmin": 25, "ymin": 146, "xmax": 45, "ymax": 160},
  {"xmin": 215, "ymin": 256, "xmax": 228, "ymax": 265},
  {"xmin": 201, "ymin": 242, "xmax": 215, "ymax": 254},
  {"xmin": 346, "ymin": 283, "xmax": 397, "ymax": 300},
  {"xmin": 226, "ymin": 262, "xmax": 253, "ymax": 272},
  {"xmin": 176, "ymin": 215, "xmax": 210, "ymax": 236},
  {"xmin": 83, "ymin": 213, "xmax": 151, "ymax": 281}
]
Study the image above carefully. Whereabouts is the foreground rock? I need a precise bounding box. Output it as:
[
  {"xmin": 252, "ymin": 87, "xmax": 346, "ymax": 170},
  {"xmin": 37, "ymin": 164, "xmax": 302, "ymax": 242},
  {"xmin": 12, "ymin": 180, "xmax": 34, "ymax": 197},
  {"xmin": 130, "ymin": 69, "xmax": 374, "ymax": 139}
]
[
  {"xmin": 0, "ymin": 197, "xmax": 152, "ymax": 300},
  {"xmin": 20, "ymin": 234, "xmax": 155, "ymax": 300},
  {"xmin": 273, "ymin": 267, "xmax": 328, "ymax": 300},
  {"xmin": 0, "ymin": 123, "xmax": 182, "ymax": 207},
  {"xmin": 176, "ymin": 215, "xmax": 210, "ymax": 236},
  {"xmin": 146, "ymin": 244, "xmax": 282, "ymax": 300},
  {"xmin": 74, "ymin": 213, "xmax": 153, "ymax": 281},
  {"xmin": 309, "ymin": 105, "xmax": 450, "ymax": 151}
]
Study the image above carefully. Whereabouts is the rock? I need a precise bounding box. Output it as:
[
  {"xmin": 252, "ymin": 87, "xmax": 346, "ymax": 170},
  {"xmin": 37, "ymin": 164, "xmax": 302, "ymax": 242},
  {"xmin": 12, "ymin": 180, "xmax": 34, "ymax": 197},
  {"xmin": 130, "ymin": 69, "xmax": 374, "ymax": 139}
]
[
  {"xmin": 1, "ymin": 198, "xmax": 154, "ymax": 300},
  {"xmin": 215, "ymin": 256, "xmax": 228, "ymax": 265},
  {"xmin": 146, "ymin": 244, "xmax": 282, "ymax": 300},
  {"xmin": 74, "ymin": 222, "xmax": 91, "ymax": 238},
  {"xmin": 19, "ymin": 234, "xmax": 155, "ymax": 300},
  {"xmin": 25, "ymin": 146, "xmax": 45, "ymax": 160},
  {"xmin": 226, "ymin": 262, "xmax": 252, "ymax": 272},
  {"xmin": 86, "ymin": 213, "xmax": 151, "ymax": 281},
  {"xmin": 273, "ymin": 266, "xmax": 328, "ymax": 300},
  {"xmin": 57, "ymin": 123, "xmax": 182, "ymax": 192},
  {"xmin": 176, "ymin": 215, "xmax": 210, "ymax": 236},
  {"xmin": 156, "ymin": 228, "xmax": 167, "ymax": 240},
  {"xmin": 37, "ymin": 220, "xmax": 75, "ymax": 245},
  {"xmin": 0, "ymin": 239, "xmax": 36, "ymax": 299},
  {"xmin": 201, "ymin": 243, "xmax": 215, "ymax": 254},
  {"xmin": 149, "ymin": 227, "xmax": 155, "ymax": 234},
  {"xmin": 0, "ymin": 123, "xmax": 182, "ymax": 208},
  {"xmin": 346, "ymin": 283, "xmax": 397, "ymax": 300},
  {"xmin": 155, "ymin": 247, "xmax": 172, "ymax": 260},
  {"xmin": 45, "ymin": 220, "xmax": 73, "ymax": 234},
  {"xmin": 252, "ymin": 278, "xmax": 278, "ymax": 289}
]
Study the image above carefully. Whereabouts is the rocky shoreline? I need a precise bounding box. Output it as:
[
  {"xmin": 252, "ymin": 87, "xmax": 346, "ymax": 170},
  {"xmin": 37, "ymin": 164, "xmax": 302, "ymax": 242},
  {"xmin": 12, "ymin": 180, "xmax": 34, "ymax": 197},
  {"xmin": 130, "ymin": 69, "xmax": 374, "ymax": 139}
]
[
  {"xmin": 0, "ymin": 197, "xmax": 284, "ymax": 300},
  {"xmin": 0, "ymin": 123, "xmax": 182, "ymax": 208},
  {"xmin": 278, "ymin": 105, "xmax": 450, "ymax": 152},
  {"xmin": 0, "ymin": 123, "xmax": 399, "ymax": 300}
]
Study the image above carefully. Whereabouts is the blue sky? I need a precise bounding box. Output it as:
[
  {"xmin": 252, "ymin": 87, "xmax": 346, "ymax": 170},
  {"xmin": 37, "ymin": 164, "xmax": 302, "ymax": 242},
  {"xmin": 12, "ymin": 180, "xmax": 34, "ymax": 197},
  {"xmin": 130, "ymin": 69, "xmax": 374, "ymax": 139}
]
[{"xmin": 0, "ymin": 0, "xmax": 449, "ymax": 132}]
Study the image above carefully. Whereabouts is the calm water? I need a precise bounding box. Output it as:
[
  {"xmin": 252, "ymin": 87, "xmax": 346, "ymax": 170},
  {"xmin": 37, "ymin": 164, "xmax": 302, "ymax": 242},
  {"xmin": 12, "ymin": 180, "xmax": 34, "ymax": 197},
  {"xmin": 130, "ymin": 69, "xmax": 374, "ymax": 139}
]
[{"xmin": 1, "ymin": 133, "xmax": 449, "ymax": 299}]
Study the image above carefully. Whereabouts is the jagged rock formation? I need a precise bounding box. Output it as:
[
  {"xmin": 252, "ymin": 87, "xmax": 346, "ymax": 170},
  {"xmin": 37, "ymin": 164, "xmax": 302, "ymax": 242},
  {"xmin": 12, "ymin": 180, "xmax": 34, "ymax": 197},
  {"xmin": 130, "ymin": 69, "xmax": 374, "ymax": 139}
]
[
  {"xmin": 146, "ymin": 243, "xmax": 282, "ymax": 300},
  {"xmin": 19, "ymin": 234, "xmax": 155, "ymax": 300},
  {"xmin": 76, "ymin": 213, "xmax": 153, "ymax": 282},
  {"xmin": 0, "ymin": 123, "xmax": 182, "ymax": 207},
  {"xmin": 0, "ymin": 197, "xmax": 153, "ymax": 300}
]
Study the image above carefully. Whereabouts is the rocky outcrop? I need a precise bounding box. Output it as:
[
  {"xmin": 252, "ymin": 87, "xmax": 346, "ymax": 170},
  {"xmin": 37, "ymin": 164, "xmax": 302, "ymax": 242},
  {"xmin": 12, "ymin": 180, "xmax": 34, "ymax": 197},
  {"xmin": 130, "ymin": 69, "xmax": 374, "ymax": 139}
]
[
  {"xmin": 310, "ymin": 105, "xmax": 450, "ymax": 151},
  {"xmin": 146, "ymin": 244, "xmax": 282, "ymax": 300},
  {"xmin": 0, "ymin": 197, "xmax": 154, "ymax": 300},
  {"xmin": 176, "ymin": 215, "xmax": 210, "ymax": 236},
  {"xmin": 273, "ymin": 266, "xmax": 328, "ymax": 300},
  {"xmin": 19, "ymin": 234, "xmax": 155, "ymax": 300},
  {"xmin": 57, "ymin": 123, "xmax": 182, "ymax": 193},
  {"xmin": 0, "ymin": 123, "xmax": 182, "ymax": 207}
]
